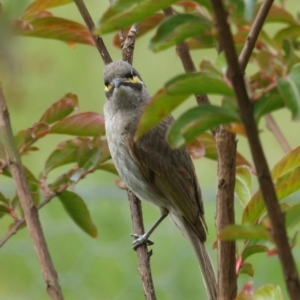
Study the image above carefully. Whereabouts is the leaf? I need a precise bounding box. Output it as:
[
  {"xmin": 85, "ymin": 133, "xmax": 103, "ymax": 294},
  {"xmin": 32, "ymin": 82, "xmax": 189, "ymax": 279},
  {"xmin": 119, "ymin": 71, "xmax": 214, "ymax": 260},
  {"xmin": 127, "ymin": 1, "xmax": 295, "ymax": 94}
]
[
  {"xmin": 0, "ymin": 204, "xmax": 10, "ymax": 215},
  {"xmin": 0, "ymin": 192, "xmax": 9, "ymax": 205},
  {"xmin": 218, "ymin": 224, "xmax": 271, "ymax": 241},
  {"xmin": 254, "ymin": 284, "xmax": 283, "ymax": 300},
  {"xmin": 14, "ymin": 17, "xmax": 94, "ymax": 46},
  {"xmin": 97, "ymin": 163, "xmax": 118, "ymax": 175},
  {"xmin": 277, "ymin": 76, "xmax": 300, "ymax": 120},
  {"xmin": 282, "ymin": 39, "xmax": 300, "ymax": 71},
  {"xmin": 197, "ymin": 133, "xmax": 217, "ymax": 160},
  {"xmin": 241, "ymin": 245, "xmax": 268, "ymax": 261},
  {"xmin": 239, "ymin": 263, "xmax": 254, "ymax": 277},
  {"xmin": 39, "ymin": 93, "xmax": 78, "ymax": 124},
  {"xmin": 135, "ymin": 88, "xmax": 188, "ymax": 140},
  {"xmin": 166, "ymin": 72, "xmax": 235, "ymax": 97},
  {"xmin": 113, "ymin": 13, "xmax": 164, "ymax": 47},
  {"xmin": 50, "ymin": 112, "xmax": 105, "ymax": 136},
  {"xmin": 285, "ymin": 203, "xmax": 300, "ymax": 228},
  {"xmin": 167, "ymin": 105, "xmax": 241, "ymax": 148},
  {"xmin": 22, "ymin": 0, "xmax": 73, "ymax": 20},
  {"xmin": 242, "ymin": 167, "xmax": 300, "ymax": 223},
  {"xmin": 44, "ymin": 138, "xmax": 82, "ymax": 173},
  {"xmin": 58, "ymin": 190, "xmax": 97, "ymax": 238},
  {"xmin": 235, "ymin": 166, "xmax": 253, "ymax": 207},
  {"xmin": 97, "ymin": 0, "xmax": 178, "ymax": 34},
  {"xmin": 271, "ymin": 145, "xmax": 300, "ymax": 180},
  {"xmin": 187, "ymin": 139, "xmax": 206, "ymax": 160},
  {"xmin": 150, "ymin": 14, "xmax": 214, "ymax": 52},
  {"xmin": 265, "ymin": 4, "xmax": 298, "ymax": 25},
  {"xmin": 253, "ymin": 89, "xmax": 284, "ymax": 122},
  {"xmin": 274, "ymin": 26, "xmax": 300, "ymax": 45}
]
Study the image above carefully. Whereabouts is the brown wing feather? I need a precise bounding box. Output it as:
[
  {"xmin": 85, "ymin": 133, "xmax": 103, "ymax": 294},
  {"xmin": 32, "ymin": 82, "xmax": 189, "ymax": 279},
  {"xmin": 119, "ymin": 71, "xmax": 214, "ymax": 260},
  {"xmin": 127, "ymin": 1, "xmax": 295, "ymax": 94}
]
[{"xmin": 127, "ymin": 116, "xmax": 207, "ymax": 241}]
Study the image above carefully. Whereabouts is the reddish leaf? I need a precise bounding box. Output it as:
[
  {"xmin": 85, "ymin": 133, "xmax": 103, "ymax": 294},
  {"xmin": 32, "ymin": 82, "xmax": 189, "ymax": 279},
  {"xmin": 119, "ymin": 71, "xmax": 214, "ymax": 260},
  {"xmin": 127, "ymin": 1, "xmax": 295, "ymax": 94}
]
[
  {"xmin": 40, "ymin": 93, "xmax": 79, "ymax": 124},
  {"xmin": 113, "ymin": 14, "xmax": 164, "ymax": 48},
  {"xmin": 22, "ymin": 0, "xmax": 73, "ymax": 20},
  {"xmin": 50, "ymin": 112, "xmax": 105, "ymax": 136},
  {"xmin": 14, "ymin": 17, "xmax": 94, "ymax": 46},
  {"xmin": 187, "ymin": 139, "xmax": 206, "ymax": 160}
]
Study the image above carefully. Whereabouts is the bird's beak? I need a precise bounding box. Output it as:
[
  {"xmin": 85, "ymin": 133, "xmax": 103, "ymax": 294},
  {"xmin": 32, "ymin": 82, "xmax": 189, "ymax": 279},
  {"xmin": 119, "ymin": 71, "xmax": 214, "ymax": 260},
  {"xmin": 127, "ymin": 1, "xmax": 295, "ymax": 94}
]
[{"xmin": 112, "ymin": 78, "xmax": 121, "ymax": 88}]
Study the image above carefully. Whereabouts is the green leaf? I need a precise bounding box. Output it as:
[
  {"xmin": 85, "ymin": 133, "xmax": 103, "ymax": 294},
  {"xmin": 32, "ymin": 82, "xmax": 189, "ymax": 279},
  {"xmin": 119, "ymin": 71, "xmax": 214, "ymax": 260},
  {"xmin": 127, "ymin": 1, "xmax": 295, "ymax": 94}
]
[
  {"xmin": 218, "ymin": 224, "xmax": 271, "ymax": 241},
  {"xmin": 274, "ymin": 26, "xmax": 300, "ymax": 45},
  {"xmin": 253, "ymin": 89, "xmax": 284, "ymax": 122},
  {"xmin": 58, "ymin": 190, "xmax": 98, "ymax": 238},
  {"xmin": 167, "ymin": 105, "xmax": 241, "ymax": 148},
  {"xmin": 242, "ymin": 167, "xmax": 300, "ymax": 223},
  {"xmin": 44, "ymin": 138, "xmax": 82, "ymax": 173},
  {"xmin": 149, "ymin": 14, "xmax": 213, "ymax": 52},
  {"xmin": 0, "ymin": 204, "xmax": 10, "ymax": 214},
  {"xmin": 135, "ymin": 88, "xmax": 188, "ymax": 140},
  {"xmin": 241, "ymin": 245, "xmax": 268, "ymax": 261},
  {"xmin": 39, "ymin": 93, "xmax": 78, "ymax": 125},
  {"xmin": 283, "ymin": 39, "xmax": 300, "ymax": 71},
  {"xmin": 22, "ymin": 0, "xmax": 73, "ymax": 20},
  {"xmin": 277, "ymin": 76, "xmax": 300, "ymax": 120},
  {"xmin": 235, "ymin": 166, "xmax": 253, "ymax": 207},
  {"xmin": 239, "ymin": 263, "xmax": 254, "ymax": 277},
  {"xmin": 14, "ymin": 17, "xmax": 94, "ymax": 46},
  {"xmin": 285, "ymin": 203, "xmax": 300, "ymax": 228},
  {"xmin": 271, "ymin": 145, "xmax": 300, "ymax": 180},
  {"xmin": 50, "ymin": 112, "xmax": 105, "ymax": 136},
  {"xmin": 197, "ymin": 133, "xmax": 217, "ymax": 160},
  {"xmin": 0, "ymin": 192, "xmax": 9, "ymax": 205},
  {"xmin": 166, "ymin": 72, "xmax": 235, "ymax": 97},
  {"xmin": 254, "ymin": 284, "xmax": 283, "ymax": 300},
  {"xmin": 97, "ymin": 163, "xmax": 118, "ymax": 175},
  {"xmin": 97, "ymin": 0, "xmax": 178, "ymax": 34}
]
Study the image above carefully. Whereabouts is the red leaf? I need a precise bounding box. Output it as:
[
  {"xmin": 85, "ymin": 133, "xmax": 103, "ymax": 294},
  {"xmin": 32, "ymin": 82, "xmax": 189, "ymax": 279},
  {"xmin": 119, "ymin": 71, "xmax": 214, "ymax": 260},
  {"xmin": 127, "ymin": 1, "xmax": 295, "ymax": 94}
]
[
  {"xmin": 39, "ymin": 93, "xmax": 79, "ymax": 124},
  {"xmin": 14, "ymin": 17, "xmax": 95, "ymax": 46},
  {"xmin": 50, "ymin": 112, "xmax": 105, "ymax": 137},
  {"xmin": 22, "ymin": 0, "xmax": 73, "ymax": 20},
  {"xmin": 187, "ymin": 139, "xmax": 206, "ymax": 159}
]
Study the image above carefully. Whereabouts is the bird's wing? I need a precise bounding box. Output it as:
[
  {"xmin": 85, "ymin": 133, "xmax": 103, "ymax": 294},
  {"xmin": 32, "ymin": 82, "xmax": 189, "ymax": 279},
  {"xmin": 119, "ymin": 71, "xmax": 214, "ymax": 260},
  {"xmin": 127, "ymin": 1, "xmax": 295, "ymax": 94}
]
[{"xmin": 127, "ymin": 116, "xmax": 207, "ymax": 241}]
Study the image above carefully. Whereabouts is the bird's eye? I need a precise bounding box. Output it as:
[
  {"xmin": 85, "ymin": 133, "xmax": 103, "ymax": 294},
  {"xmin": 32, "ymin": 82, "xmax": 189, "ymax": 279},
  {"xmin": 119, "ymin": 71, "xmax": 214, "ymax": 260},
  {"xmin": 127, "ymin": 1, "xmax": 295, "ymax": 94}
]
[
  {"xmin": 104, "ymin": 80, "xmax": 110, "ymax": 87},
  {"xmin": 124, "ymin": 72, "xmax": 134, "ymax": 79}
]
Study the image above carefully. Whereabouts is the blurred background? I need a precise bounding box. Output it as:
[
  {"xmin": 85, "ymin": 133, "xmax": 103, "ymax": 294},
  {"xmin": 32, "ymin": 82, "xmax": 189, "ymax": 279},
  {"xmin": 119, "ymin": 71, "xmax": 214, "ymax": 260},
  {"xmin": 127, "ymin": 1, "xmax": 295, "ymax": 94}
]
[{"xmin": 0, "ymin": 0, "xmax": 299, "ymax": 299}]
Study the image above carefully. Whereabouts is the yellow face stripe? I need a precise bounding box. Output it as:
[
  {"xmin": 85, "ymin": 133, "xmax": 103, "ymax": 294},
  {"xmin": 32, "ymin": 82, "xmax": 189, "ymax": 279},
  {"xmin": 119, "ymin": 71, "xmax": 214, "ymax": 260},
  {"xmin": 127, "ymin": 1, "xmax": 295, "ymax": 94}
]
[{"xmin": 104, "ymin": 76, "xmax": 142, "ymax": 91}]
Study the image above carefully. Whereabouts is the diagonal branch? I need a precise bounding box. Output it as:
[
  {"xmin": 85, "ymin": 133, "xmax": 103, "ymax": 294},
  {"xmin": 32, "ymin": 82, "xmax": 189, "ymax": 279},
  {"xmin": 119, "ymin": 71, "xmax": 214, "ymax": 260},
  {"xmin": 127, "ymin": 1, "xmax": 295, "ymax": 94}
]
[
  {"xmin": 73, "ymin": 0, "xmax": 112, "ymax": 65},
  {"xmin": 209, "ymin": 0, "xmax": 300, "ymax": 299},
  {"xmin": 0, "ymin": 86, "xmax": 63, "ymax": 300}
]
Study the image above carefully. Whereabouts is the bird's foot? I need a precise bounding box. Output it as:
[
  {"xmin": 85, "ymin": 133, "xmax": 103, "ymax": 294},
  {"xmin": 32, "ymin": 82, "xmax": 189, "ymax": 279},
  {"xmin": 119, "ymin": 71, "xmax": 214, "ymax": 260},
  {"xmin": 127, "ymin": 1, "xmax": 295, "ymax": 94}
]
[{"xmin": 131, "ymin": 233, "xmax": 154, "ymax": 250}]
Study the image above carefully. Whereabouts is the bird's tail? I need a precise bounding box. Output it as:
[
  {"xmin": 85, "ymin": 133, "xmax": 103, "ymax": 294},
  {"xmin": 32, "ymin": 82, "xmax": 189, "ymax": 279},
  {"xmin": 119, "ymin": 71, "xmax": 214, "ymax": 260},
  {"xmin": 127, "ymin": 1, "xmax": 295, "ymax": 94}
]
[{"xmin": 183, "ymin": 219, "xmax": 218, "ymax": 300}]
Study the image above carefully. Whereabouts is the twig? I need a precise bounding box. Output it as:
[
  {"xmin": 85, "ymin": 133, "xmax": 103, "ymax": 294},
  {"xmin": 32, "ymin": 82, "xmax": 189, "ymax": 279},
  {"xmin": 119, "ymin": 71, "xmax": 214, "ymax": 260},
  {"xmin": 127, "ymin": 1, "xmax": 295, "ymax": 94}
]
[
  {"xmin": 265, "ymin": 114, "xmax": 292, "ymax": 153},
  {"xmin": 209, "ymin": 0, "xmax": 300, "ymax": 299},
  {"xmin": 127, "ymin": 191, "xmax": 157, "ymax": 300},
  {"xmin": 0, "ymin": 192, "xmax": 58, "ymax": 248},
  {"xmin": 163, "ymin": 8, "xmax": 210, "ymax": 106},
  {"xmin": 0, "ymin": 87, "xmax": 63, "ymax": 300},
  {"xmin": 73, "ymin": 0, "xmax": 112, "ymax": 65},
  {"xmin": 122, "ymin": 24, "xmax": 141, "ymax": 65},
  {"xmin": 238, "ymin": 0, "xmax": 274, "ymax": 71}
]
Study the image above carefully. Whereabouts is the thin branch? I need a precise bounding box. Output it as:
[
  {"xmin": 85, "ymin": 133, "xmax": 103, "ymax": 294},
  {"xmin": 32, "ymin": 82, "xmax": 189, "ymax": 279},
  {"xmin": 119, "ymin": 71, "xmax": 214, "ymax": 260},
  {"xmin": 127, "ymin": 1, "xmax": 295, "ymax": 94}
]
[
  {"xmin": 265, "ymin": 114, "xmax": 292, "ymax": 153},
  {"xmin": 209, "ymin": 0, "xmax": 300, "ymax": 299},
  {"xmin": 163, "ymin": 7, "xmax": 210, "ymax": 106},
  {"xmin": 0, "ymin": 192, "xmax": 57, "ymax": 248},
  {"xmin": 238, "ymin": 0, "xmax": 274, "ymax": 71},
  {"xmin": 73, "ymin": 0, "xmax": 112, "ymax": 65},
  {"xmin": 127, "ymin": 191, "xmax": 157, "ymax": 300},
  {"xmin": 121, "ymin": 23, "xmax": 141, "ymax": 65},
  {"xmin": 0, "ymin": 87, "xmax": 63, "ymax": 300}
]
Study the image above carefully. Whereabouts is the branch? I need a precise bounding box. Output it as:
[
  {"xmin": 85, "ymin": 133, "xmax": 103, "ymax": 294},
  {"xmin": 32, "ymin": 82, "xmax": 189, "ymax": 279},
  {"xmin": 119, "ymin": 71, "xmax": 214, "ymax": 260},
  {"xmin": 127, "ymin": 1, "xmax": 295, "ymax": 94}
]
[
  {"xmin": 0, "ymin": 87, "xmax": 63, "ymax": 300},
  {"xmin": 73, "ymin": 0, "xmax": 112, "ymax": 65},
  {"xmin": 238, "ymin": 0, "xmax": 274, "ymax": 71},
  {"xmin": 209, "ymin": 0, "xmax": 300, "ymax": 299},
  {"xmin": 265, "ymin": 114, "xmax": 292, "ymax": 153},
  {"xmin": 0, "ymin": 192, "xmax": 57, "ymax": 248},
  {"xmin": 127, "ymin": 191, "xmax": 157, "ymax": 300},
  {"xmin": 163, "ymin": 7, "xmax": 210, "ymax": 106},
  {"xmin": 121, "ymin": 24, "xmax": 141, "ymax": 65}
]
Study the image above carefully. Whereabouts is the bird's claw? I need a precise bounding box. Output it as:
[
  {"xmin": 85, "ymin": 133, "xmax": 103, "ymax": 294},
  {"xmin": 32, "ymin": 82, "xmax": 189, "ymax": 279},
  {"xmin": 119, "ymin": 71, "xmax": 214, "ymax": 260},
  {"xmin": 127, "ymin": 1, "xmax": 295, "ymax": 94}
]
[{"xmin": 131, "ymin": 233, "xmax": 154, "ymax": 250}]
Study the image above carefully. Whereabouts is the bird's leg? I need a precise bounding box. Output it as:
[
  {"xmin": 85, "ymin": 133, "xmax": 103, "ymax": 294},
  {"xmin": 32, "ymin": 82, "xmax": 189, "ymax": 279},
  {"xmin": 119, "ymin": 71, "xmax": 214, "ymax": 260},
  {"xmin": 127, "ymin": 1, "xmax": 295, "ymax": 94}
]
[{"xmin": 131, "ymin": 210, "xmax": 169, "ymax": 250}]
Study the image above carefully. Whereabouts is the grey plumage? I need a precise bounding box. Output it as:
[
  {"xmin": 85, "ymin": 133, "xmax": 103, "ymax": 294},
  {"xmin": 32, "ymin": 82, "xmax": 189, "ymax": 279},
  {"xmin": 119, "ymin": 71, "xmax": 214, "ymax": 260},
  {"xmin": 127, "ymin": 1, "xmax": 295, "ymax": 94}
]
[{"xmin": 103, "ymin": 60, "xmax": 217, "ymax": 300}]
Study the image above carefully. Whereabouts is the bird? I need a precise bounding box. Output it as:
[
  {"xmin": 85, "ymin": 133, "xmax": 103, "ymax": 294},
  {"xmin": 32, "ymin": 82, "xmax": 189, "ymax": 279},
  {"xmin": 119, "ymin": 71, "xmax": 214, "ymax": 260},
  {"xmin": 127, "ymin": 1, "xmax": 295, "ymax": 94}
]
[{"xmin": 103, "ymin": 60, "xmax": 217, "ymax": 300}]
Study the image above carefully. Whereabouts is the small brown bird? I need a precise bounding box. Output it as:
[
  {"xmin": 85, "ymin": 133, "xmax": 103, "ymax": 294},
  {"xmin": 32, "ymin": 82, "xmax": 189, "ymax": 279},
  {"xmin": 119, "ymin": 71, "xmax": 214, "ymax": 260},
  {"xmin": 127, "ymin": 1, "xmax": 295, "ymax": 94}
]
[{"xmin": 103, "ymin": 60, "xmax": 217, "ymax": 300}]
